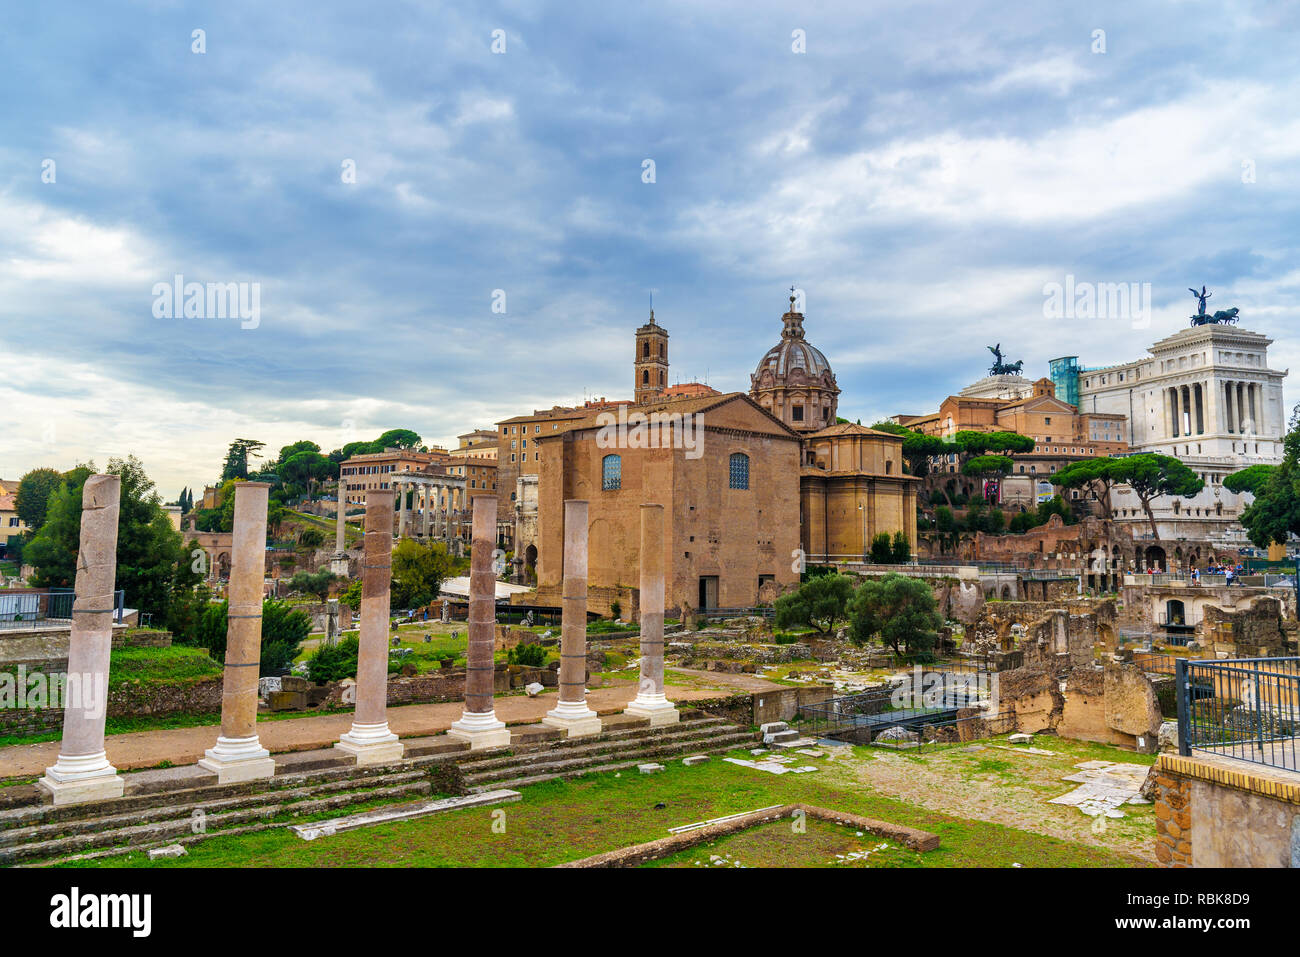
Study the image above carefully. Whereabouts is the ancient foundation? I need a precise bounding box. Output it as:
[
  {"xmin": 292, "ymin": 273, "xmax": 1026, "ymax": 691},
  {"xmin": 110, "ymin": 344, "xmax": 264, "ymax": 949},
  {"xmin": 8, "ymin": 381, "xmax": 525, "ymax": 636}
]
[
  {"xmin": 38, "ymin": 474, "xmax": 126, "ymax": 805},
  {"xmin": 198, "ymin": 482, "xmax": 277, "ymax": 783}
]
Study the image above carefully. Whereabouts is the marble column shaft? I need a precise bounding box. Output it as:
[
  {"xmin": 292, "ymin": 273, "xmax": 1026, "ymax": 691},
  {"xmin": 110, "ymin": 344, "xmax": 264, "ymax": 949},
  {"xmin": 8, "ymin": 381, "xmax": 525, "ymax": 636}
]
[
  {"xmin": 558, "ymin": 499, "xmax": 589, "ymax": 707},
  {"xmin": 40, "ymin": 474, "xmax": 123, "ymax": 801},
  {"xmin": 355, "ymin": 491, "xmax": 394, "ymax": 728},
  {"xmin": 638, "ymin": 504, "xmax": 666, "ymax": 697},
  {"xmin": 464, "ymin": 496, "xmax": 497, "ymax": 715},
  {"xmin": 335, "ymin": 484, "xmax": 346, "ymax": 552},
  {"xmin": 218, "ymin": 482, "xmax": 270, "ymax": 742},
  {"xmin": 334, "ymin": 491, "xmax": 403, "ymax": 762}
]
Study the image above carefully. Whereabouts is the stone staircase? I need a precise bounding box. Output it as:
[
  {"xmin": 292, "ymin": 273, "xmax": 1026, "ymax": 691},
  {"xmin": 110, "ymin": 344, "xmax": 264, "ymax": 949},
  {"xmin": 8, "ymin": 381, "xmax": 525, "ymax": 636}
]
[{"xmin": 0, "ymin": 712, "xmax": 754, "ymax": 866}]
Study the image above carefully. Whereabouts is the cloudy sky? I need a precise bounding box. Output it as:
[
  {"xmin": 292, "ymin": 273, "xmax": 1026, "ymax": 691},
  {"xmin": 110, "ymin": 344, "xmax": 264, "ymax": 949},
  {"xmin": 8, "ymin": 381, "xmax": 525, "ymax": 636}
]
[{"xmin": 3, "ymin": 0, "xmax": 1299, "ymax": 496}]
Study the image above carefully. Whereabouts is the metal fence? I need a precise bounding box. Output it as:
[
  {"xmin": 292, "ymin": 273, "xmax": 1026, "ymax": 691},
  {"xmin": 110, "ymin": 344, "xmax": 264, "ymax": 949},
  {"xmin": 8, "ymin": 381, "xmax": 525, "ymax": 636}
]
[
  {"xmin": 1132, "ymin": 650, "xmax": 1178, "ymax": 675},
  {"xmin": 0, "ymin": 589, "xmax": 125, "ymax": 630},
  {"xmin": 798, "ymin": 673, "xmax": 1007, "ymax": 752},
  {"xmin": 1176, "ymin": 657, "xmax": 1300, "ymax": 772},
  {"xmin": 699, "ymin": 606, "xmax": 775, "ymax": 621}
]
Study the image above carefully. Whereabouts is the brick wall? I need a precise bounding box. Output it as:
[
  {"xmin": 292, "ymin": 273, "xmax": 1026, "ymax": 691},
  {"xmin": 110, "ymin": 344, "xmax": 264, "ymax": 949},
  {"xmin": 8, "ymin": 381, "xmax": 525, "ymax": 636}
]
[{"xmin": 1152, "ymin": 768, "xmax": 1193, "ymax": 867}]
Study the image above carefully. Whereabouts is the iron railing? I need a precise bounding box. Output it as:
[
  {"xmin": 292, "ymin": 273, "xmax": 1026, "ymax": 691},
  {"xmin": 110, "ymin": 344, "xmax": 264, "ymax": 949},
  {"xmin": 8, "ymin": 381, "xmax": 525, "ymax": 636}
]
[
  {"xmin": 0, "ymin": 589, "xmax": 125, "ymax": 630},
  {"xmin": 1176, "ymin": 657, "xmax": 1300, "ymax": 772},
  {"xmin": 799, "ymin": 689, "xmax": 1015, "ymax": 754},
  {"xmin": 1132, "ymin": 651, "xmax": 1178, "ymax": 676},
  {"xmin": 699, "ymin": 606, "xmax": 775, "ymax": 621}
]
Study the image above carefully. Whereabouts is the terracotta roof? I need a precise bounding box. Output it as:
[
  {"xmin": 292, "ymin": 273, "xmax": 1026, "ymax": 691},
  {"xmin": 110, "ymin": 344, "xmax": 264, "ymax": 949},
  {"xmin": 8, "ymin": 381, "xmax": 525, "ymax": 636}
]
[
  {"xmin": 496, "ymin": 401, "xmax": 628, "ymax": 426},
  {"xmin": 535, "ymin": 392, "xmax": 803, "ymax": 440},
  {"xmin": 807, "ymin": 422, "xmax": 906, "ymax": 441},
  {"xmin": 0, "ymin": 493, "xmax": 16, "ymax": 512}
]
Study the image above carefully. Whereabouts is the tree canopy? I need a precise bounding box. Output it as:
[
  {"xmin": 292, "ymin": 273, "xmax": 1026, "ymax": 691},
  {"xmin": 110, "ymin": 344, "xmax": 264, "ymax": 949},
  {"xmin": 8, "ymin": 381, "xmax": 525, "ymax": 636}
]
[
  {"xmin": 221, "ymin": 439, "xmax": 265, "ymax": 481},
  {"xmin": 1107, "ymin": 454, "xmax": 1203, "ymax": 541},
  {"xmin": 1224, "ymin": 464, "xmax": 1276, "ymax": 496},
  {"xmin": 25, "ymin": 456, "xmax": 190, "ymax": 625},
  {"xmin": 774, "ymin": 573, "xmax": 855, "ymax": 635},
  {"xmin": 847, "ymin": 573, "xmax": 943, "ymax": 660},
  {"xmin": 1239, "ymin": 406, "xmax": 1300, "ymax": 548},
  {"xmin": 14, "ymin": 468, "xmax": 65, "ymax": 531},
  {"xmin": 391, "ymin": 537, "xmax": 454, "ymax": 608}
]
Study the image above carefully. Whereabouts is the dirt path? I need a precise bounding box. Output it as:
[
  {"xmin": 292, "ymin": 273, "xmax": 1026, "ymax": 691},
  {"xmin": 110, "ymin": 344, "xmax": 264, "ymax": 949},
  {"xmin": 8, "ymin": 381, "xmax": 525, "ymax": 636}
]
[{"xmin": 0, "ymin": 672, "xmax": 781, "ymax": 780}]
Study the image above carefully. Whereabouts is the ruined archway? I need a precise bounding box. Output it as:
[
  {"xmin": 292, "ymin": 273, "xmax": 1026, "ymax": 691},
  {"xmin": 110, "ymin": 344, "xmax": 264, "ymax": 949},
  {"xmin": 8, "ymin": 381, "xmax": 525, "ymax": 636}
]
[{"xmin": 1144, "ymin": 545, "xmax": 1166, "ymax": 571}]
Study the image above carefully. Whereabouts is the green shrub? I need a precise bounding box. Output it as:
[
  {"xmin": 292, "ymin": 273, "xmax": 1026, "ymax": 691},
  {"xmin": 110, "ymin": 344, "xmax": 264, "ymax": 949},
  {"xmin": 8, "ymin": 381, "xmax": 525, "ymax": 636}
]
[
  {"xmin": 508, "ymin": 642, "xmax": 546, "ymax": 667},
  {"xmin": 869, "ymin": 532, "xmax": 893, "ymax": 563},
  {"xmin": 306, "ymin": 635, "xmax": 360, "ymax": 682}
]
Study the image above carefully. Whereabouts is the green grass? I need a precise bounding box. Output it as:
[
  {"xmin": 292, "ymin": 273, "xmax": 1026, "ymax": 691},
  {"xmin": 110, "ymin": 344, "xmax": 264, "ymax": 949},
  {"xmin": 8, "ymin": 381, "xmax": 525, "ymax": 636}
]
[
  {"xmin": 647, "ymin": 818, "xmax": 921, "ymax": 868},
  {"xmin": 105, "ymin": 646, "xmax": 224, "ymax": 688},
  {"xmin": 76, "ymin": 749, "xmax": 1148, "ymax": 869}
]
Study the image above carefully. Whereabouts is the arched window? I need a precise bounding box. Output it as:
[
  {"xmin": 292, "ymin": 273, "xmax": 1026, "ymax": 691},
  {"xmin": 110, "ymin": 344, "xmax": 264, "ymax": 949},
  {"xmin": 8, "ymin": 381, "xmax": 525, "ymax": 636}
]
[
  {"xmin": 602, "ymin": 454, "xmax": 622, "ymax": 490},
  {"xmin": 729, "ymin": 453, "xmax": 750, "ymax": 490},
  {"xmin": 642, "ymin": 370, "xmax": 649, "ymax": 384},
  {"xmin": 643, "ymin": 342, "xmax": 650, "ymax": 358}
]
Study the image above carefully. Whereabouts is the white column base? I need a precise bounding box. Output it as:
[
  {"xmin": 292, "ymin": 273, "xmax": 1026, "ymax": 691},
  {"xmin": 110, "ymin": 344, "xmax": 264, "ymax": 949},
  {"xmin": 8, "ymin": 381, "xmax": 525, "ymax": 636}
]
[
  {"xmin": 542, "ymin": 700, "xmax": 603, "ymax": 738},
  {"xmin": 447, "ymin": 710, "xmax": 512, "ymax": 750},
  {"xmin": 624, "ymin": 694, "xmax": 681, "ymax": 727},
  {"xmin": 335, "ymin": 722, "xmax": 405, "ymax": 765},
  {"xmin": 197, "ymin": 735, "xmax": 276, "ymax": 783},
  {"xmin": 38, "ymin": 751, "xmax": 124, "ymax": 805}
]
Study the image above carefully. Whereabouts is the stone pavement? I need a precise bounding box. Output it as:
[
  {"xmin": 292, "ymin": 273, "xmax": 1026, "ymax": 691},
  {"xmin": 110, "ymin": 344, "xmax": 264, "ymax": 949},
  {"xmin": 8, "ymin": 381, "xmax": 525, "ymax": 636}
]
[{"xmin": 0, "ymin": 674, "xmax": 778, "ymax": 780}]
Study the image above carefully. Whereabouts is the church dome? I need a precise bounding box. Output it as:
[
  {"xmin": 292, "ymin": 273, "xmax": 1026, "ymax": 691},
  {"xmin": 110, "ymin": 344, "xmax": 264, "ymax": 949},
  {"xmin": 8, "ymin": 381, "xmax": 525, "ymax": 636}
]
[{"xmin": 748, "ymin": 293, "xmax": 840, "ymax": 432}]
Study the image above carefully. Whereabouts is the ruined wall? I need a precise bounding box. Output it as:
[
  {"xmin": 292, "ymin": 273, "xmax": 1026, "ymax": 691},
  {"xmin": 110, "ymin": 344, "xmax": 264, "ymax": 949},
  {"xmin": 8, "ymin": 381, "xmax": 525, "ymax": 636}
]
[
  {"xmin": 1198, "ymin": 597, "xmax": 1287, "ymax": 656},
  {"xmin": 967, "ymin": 598, "xmax": 1115, "ymax": 670},
  {"xmin": 1153, "ymin": 753, "xmax": 1300, "ymax": 868}
]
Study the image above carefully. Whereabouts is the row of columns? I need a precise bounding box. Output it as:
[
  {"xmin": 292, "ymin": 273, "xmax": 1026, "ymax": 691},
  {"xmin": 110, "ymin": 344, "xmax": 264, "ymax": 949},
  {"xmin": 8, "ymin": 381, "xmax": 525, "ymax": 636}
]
[
  {"xmin": 38, "ymin": 479, "xmax": 677, "ymax": 805},
  {"xmin": 1164, "ymin": 379, "xmax": 1261, "ymax": 438},
  {"xmin": 395, "ymin": 479, "xmax": 467, "ymax": 541},
  {"xmin": 1221, "ymin": 380, "xmax": 1261, "ymax": 436}
]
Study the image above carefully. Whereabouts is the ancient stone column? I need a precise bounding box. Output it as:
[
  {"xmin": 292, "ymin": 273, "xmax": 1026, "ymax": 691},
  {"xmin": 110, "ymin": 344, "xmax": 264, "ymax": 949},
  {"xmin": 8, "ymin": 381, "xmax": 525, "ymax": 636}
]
[
  {"xmin": 543, "ymin": 499, "xmax": 602, "ymax": 737},
  {"xmin": 335, "ymin": 490, "xmax": 403, "ymax": 764},
  {"xmin": 624, "ymin": 504, "xmax": 679, "ymax": 726},
  {"xmin": 398, "ymin": 480, "xmax": 408, "ymax": 538},
  {"xmin": 198, "ymin": 482, "xmax": 276, "ymax": 783},
  {"xmin": 335, "ymin": 483, "xmax": 347, "ymax": 553},
  {"xmin": 448, "ymin": 495, "xmax": 511, "ymax": 749},
  {"xmin": 421, "ymin": 484, "xmax": 431, "ymax": 538},
  {"xmin": 39, "ymin": 474, "xmax": 125, "ymax": 805}
]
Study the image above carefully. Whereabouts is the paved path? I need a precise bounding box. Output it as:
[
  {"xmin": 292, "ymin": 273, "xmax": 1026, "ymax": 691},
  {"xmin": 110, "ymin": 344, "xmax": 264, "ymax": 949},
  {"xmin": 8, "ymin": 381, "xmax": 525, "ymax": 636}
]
[{"xmin": 0, "ymin": 674, "xmax": 778, "ymax": 779}]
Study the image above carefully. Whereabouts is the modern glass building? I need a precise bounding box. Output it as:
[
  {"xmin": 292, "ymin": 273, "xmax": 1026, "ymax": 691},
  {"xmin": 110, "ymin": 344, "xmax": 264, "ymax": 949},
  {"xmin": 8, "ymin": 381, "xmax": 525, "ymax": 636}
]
[{"xmin": 1048, "ymin": 356, "xmax": 1080, "ymax": 409}]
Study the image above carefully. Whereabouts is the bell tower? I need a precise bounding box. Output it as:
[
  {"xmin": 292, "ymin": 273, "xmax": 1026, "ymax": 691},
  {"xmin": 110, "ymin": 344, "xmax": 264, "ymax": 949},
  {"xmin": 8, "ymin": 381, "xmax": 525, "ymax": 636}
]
[{"xmin": 634, "ymin": 308, "xmax": 669, "ymax": 405}]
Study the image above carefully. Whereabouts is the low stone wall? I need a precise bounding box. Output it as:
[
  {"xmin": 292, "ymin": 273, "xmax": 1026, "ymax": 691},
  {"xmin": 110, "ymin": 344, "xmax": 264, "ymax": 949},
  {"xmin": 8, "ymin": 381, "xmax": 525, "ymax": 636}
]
[
  {"xmin": 555, "ymin": 804, "xmax": 941, "ymax": 867},
  {"xmin": 110, "ymin": 629, "xmax": 173, "ymax": 650},
  {"xmin": 682, "ymin": 692, "xmax": 754, "ymax": 727},
  {"xmin": 0, "ymin": 676, "xmax": 224, "ymax": 738},
  {"xmin": 756, "ymin": 686, "xmax": 834, "ymax": 725},
  {"xmin": 1152, "ymin": 752, "xmax": 1300, "ymax": 867},
  {"xmin": 0, "ymin": 624, "xmax": 130, "ymax": 669}
]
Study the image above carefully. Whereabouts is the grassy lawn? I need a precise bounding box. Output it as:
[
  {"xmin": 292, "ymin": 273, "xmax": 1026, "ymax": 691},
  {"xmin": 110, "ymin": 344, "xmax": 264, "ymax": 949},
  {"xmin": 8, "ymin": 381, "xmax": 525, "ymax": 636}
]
[
  {"xmin": 648, "ymin": 818, "xmax": 920, "ymax": 868},
  {"xmin": 77, "ymin": 744, "xmax": 1150, "ymax": 869}
]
